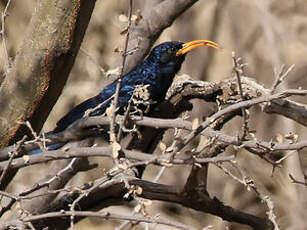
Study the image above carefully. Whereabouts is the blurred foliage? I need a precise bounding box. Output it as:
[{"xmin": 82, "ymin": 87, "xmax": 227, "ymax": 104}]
[{"xmin": 1, "ymin": 0, "xmax": 307, "ymax": 229}]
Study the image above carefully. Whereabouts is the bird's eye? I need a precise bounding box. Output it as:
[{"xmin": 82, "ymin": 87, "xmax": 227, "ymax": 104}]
[
  {"xmin": 167, "ymin": 47, "xmax": 175, "ymax": 54},
  {"xmin": 160, "ymin": 52, "xmax": 171, "ymax": 63},
  {"xmin": 160, "ymin": 47, "xmax": 177, "ymax": 64}
]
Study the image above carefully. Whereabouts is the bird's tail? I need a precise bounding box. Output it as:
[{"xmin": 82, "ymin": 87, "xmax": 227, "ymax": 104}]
[
  {"xmin": 28, "ymin": 142, "xmax": 67, "ymax": 155},
  {"xmin": 28, "ymin": 130, "xmax": 67, "ymax": 155}
]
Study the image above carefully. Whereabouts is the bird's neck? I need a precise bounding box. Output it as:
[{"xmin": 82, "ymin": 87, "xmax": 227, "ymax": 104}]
[{"xmin": 140, "ymin": 60, "xmax": 178, "ymax": 102}]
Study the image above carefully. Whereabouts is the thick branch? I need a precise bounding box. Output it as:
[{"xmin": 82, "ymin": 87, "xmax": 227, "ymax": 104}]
[
  {"xmin": 22, "ymin": 177, "xmax": 273, "ymax": 230},
  {"xmin": 1, "ymin": 77, "xmax": 307, "ymax": 161},
  {"xmin": 0, "ymin": 0, "xmax": 96, "ymax": 147},
  {"xmin": 119, "ymin": 0, "xmax": 199, "ymax": 74},
  {"xmin": 263, "ymin": 98, "xmax": 307, "ymax": 126},
  {"xmin": 0, "ymin": 146, "xmax": 233, "ymax": 172},
  {"xmin": 131, "ymin": 180, "xmax": 273, "ymax": 230}
]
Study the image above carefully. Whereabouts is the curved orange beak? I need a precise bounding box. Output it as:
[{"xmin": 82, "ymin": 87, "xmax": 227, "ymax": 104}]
[{"xmin": 176, "ymin": 40, "xmax": 219, "ymax": 56}]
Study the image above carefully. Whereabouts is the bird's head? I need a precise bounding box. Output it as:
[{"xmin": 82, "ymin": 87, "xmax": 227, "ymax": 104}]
[{"xmin": 147, "ymin": 40, "xmax": 219, "ymax": 75}]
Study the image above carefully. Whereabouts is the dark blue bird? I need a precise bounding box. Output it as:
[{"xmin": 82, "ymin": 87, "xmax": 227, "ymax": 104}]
[{"xmin": 53, "ymin": 40, "xmax": 218, "ymax": 133}]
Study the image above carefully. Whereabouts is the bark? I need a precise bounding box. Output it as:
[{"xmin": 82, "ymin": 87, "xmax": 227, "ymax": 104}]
[{"xmin": 0, "ymin": 0, "xmax": 96, "ymax": 148}]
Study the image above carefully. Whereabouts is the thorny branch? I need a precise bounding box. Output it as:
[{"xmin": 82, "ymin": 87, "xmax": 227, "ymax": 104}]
[
  {"xmin": 167, "ymin": 88, "xmax": 307, "ymax": 160},
  {"xmin": 110, "ymin": 0, "xmax": 134, "ymax": 145},
  {"xmin": 1, "ymin": 71, "xmax": 306, "ymax": 229},
  {"xmin": 232, "ymin": 52, "xmax": 249, "ymax": 139},
  {"xmin": 0, "ymin": 10, "xmax": 304, "ymax": 226},
  {"xmin": 2, "ymin": 76, "xmax": 307, "ymax": 159},
  {"xmin": 2, "ymin": 0, "xmax": 307, "ymax": 229},
  {"xmin": 216, "ymin": 162, "xmax": 280, "ymax": 229},
  {"xmin": 0, "ymin": 210, "xmax": 205, "ymax": 230},
  {"xmin": 289, "ymin": 174, "xmax": 307, "ymax": 187},
  {"xmin": 102, "ymin": 3, "xmax": 135, "ymax": 215},
  {"xmin": 271, "ymin": 64, "xmax": 295, "ymax": 93}
]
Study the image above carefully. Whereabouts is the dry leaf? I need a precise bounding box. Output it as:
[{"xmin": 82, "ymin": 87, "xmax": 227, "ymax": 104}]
[
  {"xmin": 23, "ymin": 155, "xmax": 30, "ymax": 163},
  {"xmin": 110, "ymin": 133, "xmax": 116, "ymax": 143},
  {"xmin": 106, "ymin": 67, "xmax": 121, "ymax": 78},
  {"xmin": 120, "ymin": 27, "xmax": 128, "ymax": 35},
  {"xmin": 159, "ymin": 142, "xmax": 167, "ymax": 152},
  {"xmin": 134, "ymin": 10, "xmax": 143, "ymax": 25},
  {"xmin": 131, "ymin": 15, "xmax": 137, "ymax": 21},
  {"xmin": 118, "ymin": 162, "xmax": 128, "ymax": 170},
  {"xmin": 112, "ymin": 142, "xmax": 121, "ymax": 158},
  {"xmin": 119, "ymin": 14, "xmax": 128, "ymax": 22},
  {"xmin": 134, "ymin": 204, "xmax": 141, "ymax": 213},
  {"xmin": 285, "ymin": 132, "xmax": 298, "ymax": 143},
  {"xmin": 114, "ymin": 47, "xmax": 122, "ymax": 53},
  {"xmin": 174, "ymin": 136, "xmax": 184, "ymax": 142},
  {"xmin": 106, "ymin": 103, "xmax": 114, "ymax": 119},
  {"xmin": 143, "ymin": 199, "xmax": 152, "ymax": 206},
  {"xmin": 245, "ymin": 109, "xmax": 250, "ymax": 116},
  {"xmin": 136, "ymin": 186, "xmax": 143, "ymax": 195},
  {"xmin": 165, "ymin": 146, "xmax": 174, "ymax": 153},
  {"xmin": 192, "ymin": 118, "xmax": 199, "ymax": 130},
  {"xmin": 275, "ymin": 133, "xmax": 283, "ymax": 143}
]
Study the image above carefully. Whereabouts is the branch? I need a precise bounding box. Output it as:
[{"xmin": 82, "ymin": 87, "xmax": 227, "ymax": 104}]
[
  {"xmin": 118, "ymin": 0, "xmax": 199, "ymax": 74},
  {"xmin": 289, "ymin": 174, "xmax": 307, "ymax": 187},
  {"xmin": 1, "ymin": 210, "xmax": 201, "ymax": 230},
  {"xmin": 168, "ymin": 88, "xmax": 307, "ymax": 158},
  {"xmin": 0, "ymin": 145, "xmax": 234, "ymax": 173},
  {"xmin": 0, "ymin": 0, "xmax": 96, "ymax": 147},
  {"xmin": 263, "ymin": 98, "xmax": 307, "ymax": 126},
  {"xmin": 0, "ymin": 0, "xmax": 96, "ymax": 190},
  {"xmin": 21, "ymin": 177, "xmax": 273, "ymax": 230},
  {"xmin": 110, "ymin": 0, "xmax": 133, "ymax": 144},
  {"xmin": 1, "ymin": 77, "xmax": 307, "ymax": 161}
]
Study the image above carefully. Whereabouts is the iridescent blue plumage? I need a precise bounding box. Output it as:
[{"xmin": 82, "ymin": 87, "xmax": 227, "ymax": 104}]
[{"xmin": 53, "ymin": 41, "xmax": 186, "ymax": 133}]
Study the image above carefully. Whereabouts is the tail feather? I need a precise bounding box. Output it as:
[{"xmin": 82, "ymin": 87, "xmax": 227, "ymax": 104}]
[{"xmin": 28, "ymin": 142, "xmax": 67, "ymax": 155}]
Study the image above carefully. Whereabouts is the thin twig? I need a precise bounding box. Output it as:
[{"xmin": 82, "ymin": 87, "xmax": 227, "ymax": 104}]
[
  {"xmin": 274, "ymin": 150, "xmax": 297, "ymax": 164},
  {"xmin": 4, "ymin": 210, "xmax": 201, "ymax": 230},
  {"xmin": 1, "ymin": 85, "xmax": 307, "ymax": 162},
  {"xmin": 115, "ymin": 216, "xmax": 135, "ymax": 230},
  {"xmin": 83, "ymin": 95, "xmax": 114, "ymax": 117},
  {"xmin": 22, "ymin": 158, "xmax": 78, "ymax": 196},
  {"xmin": 271, "ymin": 64, "xmax": 295, "ymax": 93},
  {"xmin": 116, "ymin": 97, "xmax": 133, "ymax": 142},
  {"xmin": 169, "ymin": 88, "xmax": 307, "ymax": 158},
  {"xmin": 289, "ymin": 174, "xmax": 307, "ymax": 187},
  {"xmin": 232, "ymin": 52, "xmax": 249, "ymax": 139},
  {"xmin": 109, "ymin": 0, "xmax": 133, "ymax": 144},
  {"xmin": 0, "ymin": 146, "xmax": 235, "ymax": 174},
  {"xmin": 0, "ymin": 136, "xmax": 26, "ymax": 187},
  {"xmin": 216, "ymin": 162, "xmax": 280, "ymax": 229},
  {"xmin": 153, "ymin": 166, "xmax": 166, "ymax": 183},
  {"xmin": 2, "ymin": 76, "xmax": 307, "ymax": 160},
  {"xmin": 27, "ymin": 222, "xmax": 36, "ymax": 230},
  {"xmin": 20, "ymin": 120, "xmax": 48, "ymax": 152}
]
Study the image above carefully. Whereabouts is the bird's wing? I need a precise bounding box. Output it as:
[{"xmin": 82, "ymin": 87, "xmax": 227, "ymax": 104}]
[
  {"xmin": 53, "ymin": 80, "xmax": 139, "ymax": 133},
  {"xmin": 53, "ymin": 95, "xmax": 106, "ymax": 133}
]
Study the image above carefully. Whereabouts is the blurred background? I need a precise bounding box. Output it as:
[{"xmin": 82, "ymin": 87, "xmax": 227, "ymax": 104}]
[{"xmin": 1, "ymin": 0, "xmax": 307, "ymax": 229}]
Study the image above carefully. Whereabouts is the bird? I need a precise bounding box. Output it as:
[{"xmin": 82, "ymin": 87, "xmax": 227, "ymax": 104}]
[
  {"xmin": 53, "ymin": 40, "xmax": 219, "ymax": 133},
  {"xmin": 29, "ymin": 40, "xmax": 218, "ymax": 154}
]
